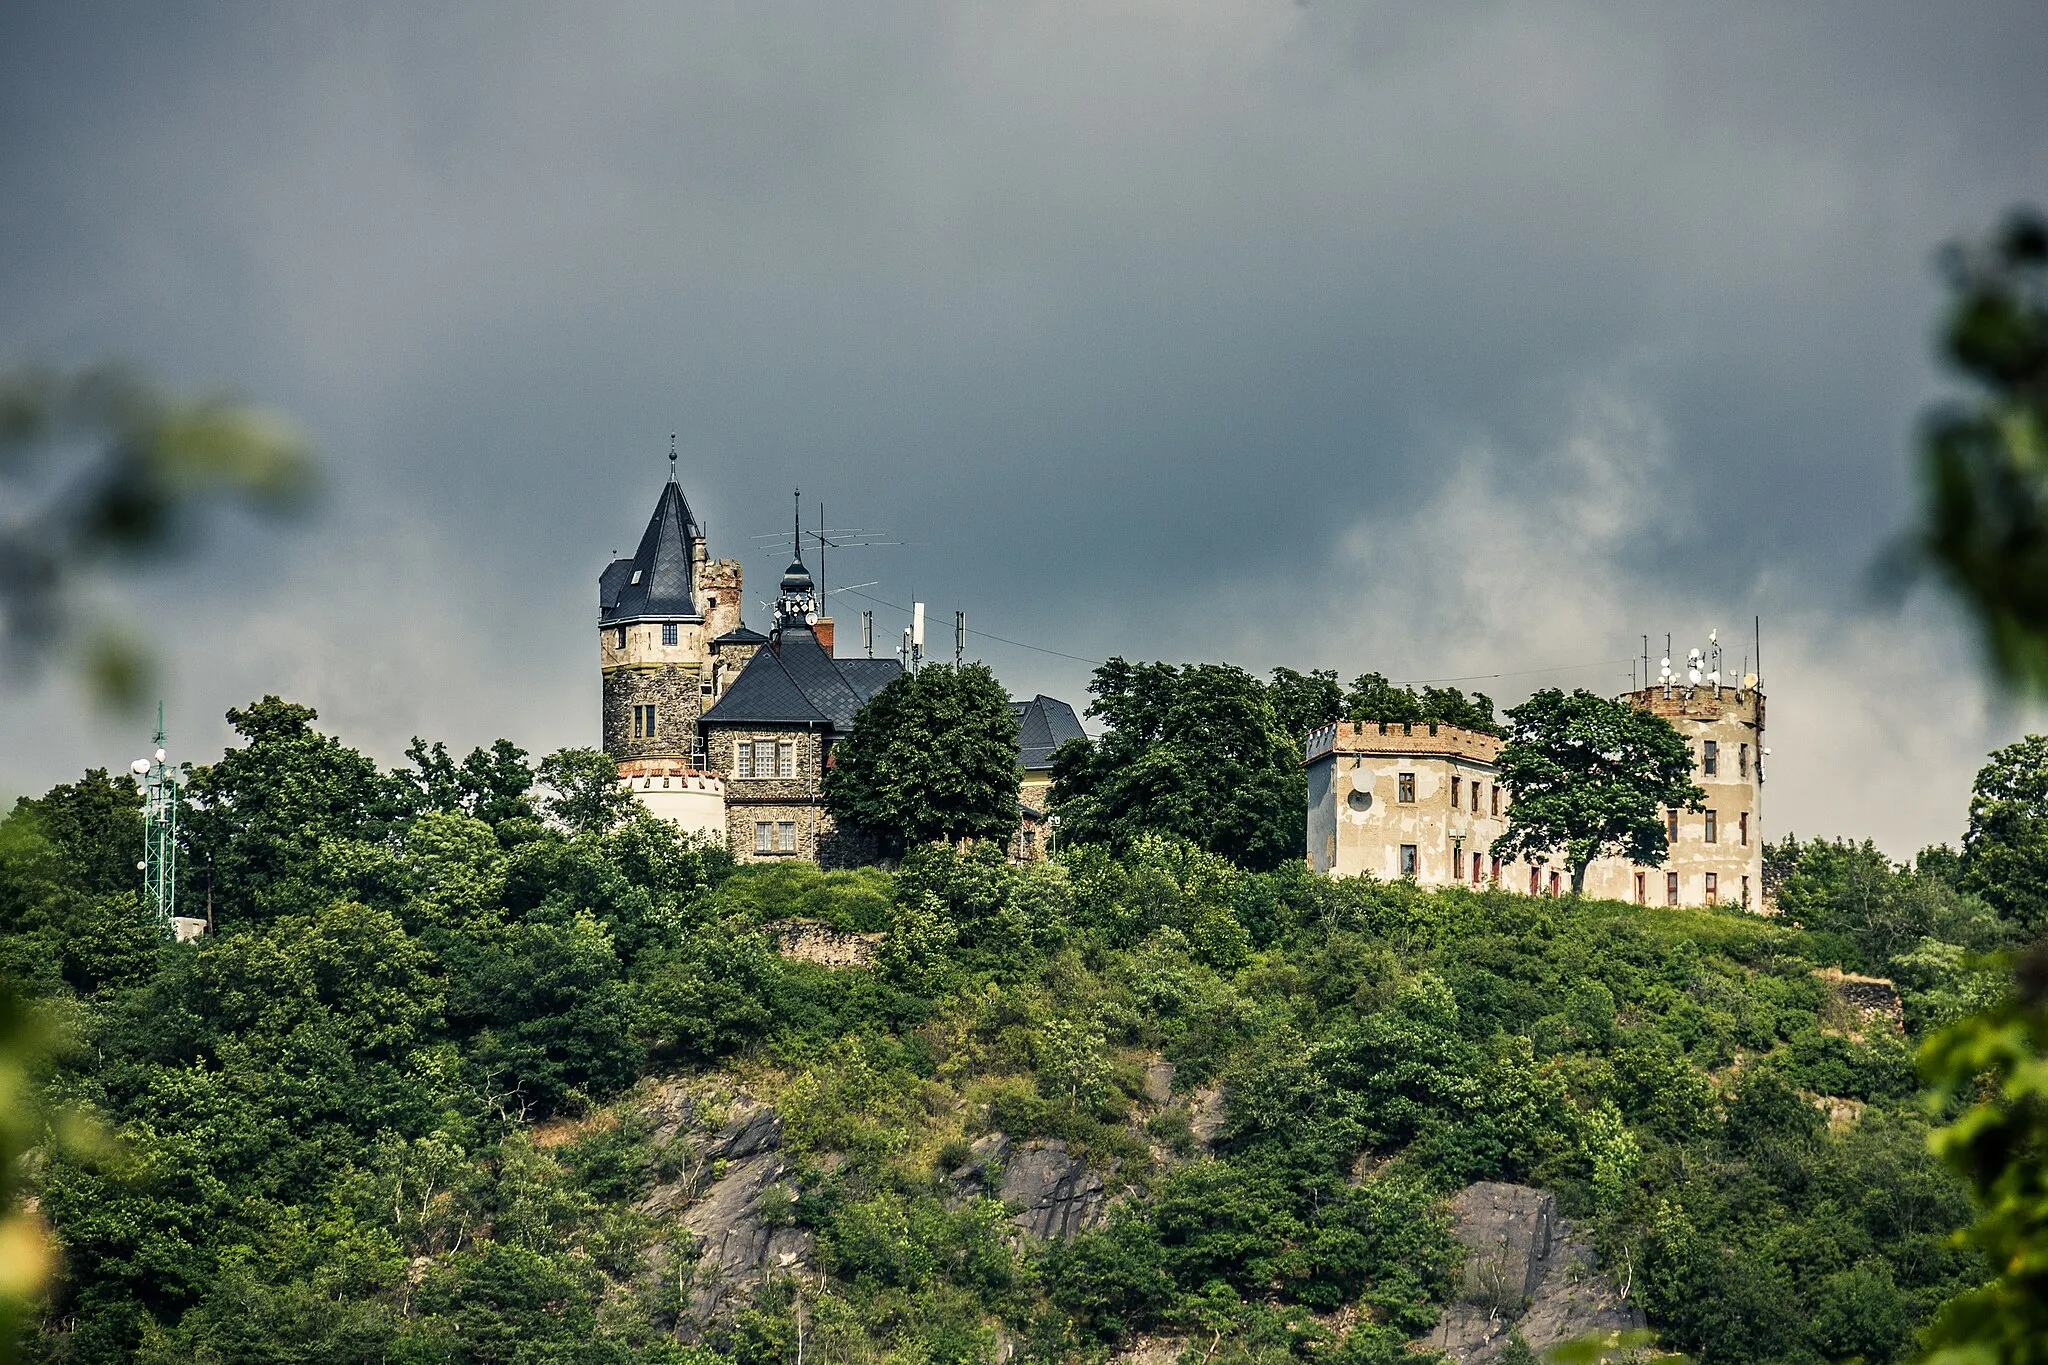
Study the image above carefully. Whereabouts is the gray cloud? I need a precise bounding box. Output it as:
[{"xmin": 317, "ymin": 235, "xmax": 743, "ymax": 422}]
[{"xmin": 3, "ymin": 1, "xmax": 2044, "ymax": 855}]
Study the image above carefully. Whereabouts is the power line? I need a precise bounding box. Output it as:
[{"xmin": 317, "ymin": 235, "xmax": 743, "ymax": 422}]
[{"xmin": 1396, "ymin": 659, "xmax": 1630, "ymax": 687}]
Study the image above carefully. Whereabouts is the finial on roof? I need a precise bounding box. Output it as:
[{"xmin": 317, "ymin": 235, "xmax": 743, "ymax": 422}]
[{"xmin": 669, "ymin": 433, "xmax": 678, "ymax": 481}]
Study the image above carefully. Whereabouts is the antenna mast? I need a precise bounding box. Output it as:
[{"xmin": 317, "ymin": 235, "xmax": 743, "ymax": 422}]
[{"xmin": 134, "ymin": 703, "xmax": 178, "ymax": 939}]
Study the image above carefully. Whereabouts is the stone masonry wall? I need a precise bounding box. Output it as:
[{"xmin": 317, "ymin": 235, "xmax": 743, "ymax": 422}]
[
  {"xmin": 704, "ymin": 725, "xmax": 881, "ymax": 868},
  {"xmin": 603, "ymin": 664, "xmax": 706, "ymax": 761}
]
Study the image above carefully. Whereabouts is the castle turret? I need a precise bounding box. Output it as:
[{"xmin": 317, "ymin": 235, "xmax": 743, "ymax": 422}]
[{"xmin": 598, "ymin": 449, "xmax": 743, "ymax": 763}]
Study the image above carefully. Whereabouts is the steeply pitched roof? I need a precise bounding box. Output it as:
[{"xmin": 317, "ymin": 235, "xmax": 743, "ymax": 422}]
[
  {"xmin": 700, "ymin": 625, "xmax": 904, "ymax": 729},
  {"xmin": 600, "ymin": 477, "xmax": 701, "ymax": 624},
  {"xmin": 713, "ymin": 623, "xmax": 768, "ymax": 645},
  {"xmin": 1012, "ymin": 694, "xmax": 1087, "ymax": 769}
]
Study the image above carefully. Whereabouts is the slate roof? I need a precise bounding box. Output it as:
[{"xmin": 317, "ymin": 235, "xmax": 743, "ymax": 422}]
[
  {"xmin": 1012, "ymin": 694, "xmax": 1087, "ymax": 769},
  {"xmin": 700, "ymin": 625, "xmax": 904, "ymax": 730},
  {"xmin": 713, "ymin": 623, "xmax": 768, "ymax": 646},
  {"xmin": 600, "ymin": 477, "xmax": 701, "ymax": 624}
]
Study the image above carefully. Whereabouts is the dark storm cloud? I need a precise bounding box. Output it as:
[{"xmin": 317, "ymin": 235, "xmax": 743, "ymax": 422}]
[{"xmin": 3, "ymin": 2, "xmax": 2045, "ymax": 851}]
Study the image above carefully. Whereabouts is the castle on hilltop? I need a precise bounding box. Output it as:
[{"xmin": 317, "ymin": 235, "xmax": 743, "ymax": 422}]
[{"xmin": 1305, "ymin": 682, "xmax": 1765, "ymax": 909}]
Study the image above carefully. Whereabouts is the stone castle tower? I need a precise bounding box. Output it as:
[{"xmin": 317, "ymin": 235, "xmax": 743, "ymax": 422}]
[{"xmin": 598, "ymin": 453, "xmax": 747, "ymax": 765}]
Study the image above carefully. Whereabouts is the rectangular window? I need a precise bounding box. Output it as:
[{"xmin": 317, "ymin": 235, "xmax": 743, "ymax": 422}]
[
  {"xmin": 1635, "ymin": 870, "xmax": 1646, "ymax": 904},
  {"xmin": 1472, "ymin": 782, "xmax": 1480, "ymax": 813},
  {"xmin": 1741, "ymin": 874, "xmax": 1751, "ymax": 908},
  {"xmin": 632, "ymin": 704, "xmax": 657, "ymax": 739},
  {"xmin": 1490, "ymin": 855, "xmax": 1501, "ymax": 883},
  {"xmin": 1740, "ymin": 744, "xmax": 1750, "ymax": 779},
  {"xmin": 1705, "ymin": 872, "xmax": 1719, "ymax": 903},
  {"xmin": 1703, "ymin": 740, "xmax": 1718, "ymax": 776},
  {"xmin": 754, "ymin": 740, "xmax": 779, "ymax": 776},
  {"xmin": 1490, "ymin": 785, "xmax": 1501, "ymax": 815},
  {"xmin": 1471, "ymin": 855, "xmax": 1482, "ymax": 886},
  {"xmin": 1667, "ymin": 809, "xmax": 1679, "ymax": 842},
  {"xmin": 777, "ymin": 821, "xmax": 796, "ymax": 852},
  {"xmin": 1451, "ymin": 775, "xmax": 1461, "ymax": 808},
  {"xmin": 1548, "ymin": 870, "xmax": 1561, "ymax": 896},
  {"xmin": 777, "ymin": 742, "xmax": 796, "ymax": 778},
  {"xmin": 1530, "ymin": 866, "xmax": 1541, "ymax": 895},
  {"xmin": 1398, "ymin": 773, "xmax": 1416, "ymax": 803},
  {"xmin": 736, "ymin": 743, "xmax": 754, "ymax": 779},
  {"xmin": 615, "ymin": 626, "xmax": 626, "ymax": 649},
  {"xmin": 1739, "ymin": 811, "xmax": 1749, "ymax": 846},
  {"xmin": 754, "ymin": 822, "xmax": 772, "ymax": 854},
  {"xmin": 1454, "ymin": 847, "xmax": 1465, "ymax": 880},
  {"xmin": 663, "ymin": 622, "xmax": 679, "ymax": 646},
  {"xmin": 1666, "ymin": 870, "xmax": 1679, "ymax": 906},
  {"xmin": 1399, "ymin": 844, "xmax": 1418, "ymax": 877},
  {"xmin": 1705, "ymin": 809, "xmax": 1718, "ymax": 843}
]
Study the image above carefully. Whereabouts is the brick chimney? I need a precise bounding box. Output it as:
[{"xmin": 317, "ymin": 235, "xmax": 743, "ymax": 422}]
[{"xmin": 813, "ymin": 617, "xmax": 835, "ymax": 654}]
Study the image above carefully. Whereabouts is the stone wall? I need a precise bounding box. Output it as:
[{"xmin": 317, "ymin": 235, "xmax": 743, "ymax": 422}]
[{"xmin": 602, "ymin": 663, "xmax": 706, "ymax": 760}]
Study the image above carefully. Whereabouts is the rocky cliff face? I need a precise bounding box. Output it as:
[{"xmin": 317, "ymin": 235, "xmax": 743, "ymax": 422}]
[
  {"xmin": 947, "ymin": 1133, "xmax": 1110, "ymax": 1241},
  {"xmin": 641, "ymin": 1090, "xmax": 814, "ymax": 1332},
  {"xmin": 1419, "ymin": 1182, "xmax": 1643, "ymax": 1365}
]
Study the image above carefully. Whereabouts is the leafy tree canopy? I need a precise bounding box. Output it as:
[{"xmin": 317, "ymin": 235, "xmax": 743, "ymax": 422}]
[
  {"xmin": 1961, "ymin": 733, "xmax": 2048, "ymax": 932},
  {"xmin": 1266, "ymin": 667, "xmax": 1343, "ymax": 742},
  {"xmin": 1049, "ymin": 658, "xmax": 1303, "ymax": 871},
  {"xmin": 1490, "ymin": 688, "xmax": 1703, "ymax": 893},
  {"xmin": 822, "ymin": 661, "xmax": 1021, "ymax": 854},
  {"xmin": 1344, "ymin": 672, "xmax": 1501, "ymax": 736}
]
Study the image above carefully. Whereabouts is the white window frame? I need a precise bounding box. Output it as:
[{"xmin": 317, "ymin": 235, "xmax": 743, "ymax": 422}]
[{"xmin": 754, "ymin": 822, "xmax": 772, "ymax": 854}]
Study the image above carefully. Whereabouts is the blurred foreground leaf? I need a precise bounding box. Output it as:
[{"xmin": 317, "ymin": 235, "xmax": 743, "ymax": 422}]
[
  {"xmin": 1909, "ymin": 209, "xmax": 2048, "ymax": 693},
  {"xmin": 0, "ymin": 364, "xmax": 317, "ymax": 710}
]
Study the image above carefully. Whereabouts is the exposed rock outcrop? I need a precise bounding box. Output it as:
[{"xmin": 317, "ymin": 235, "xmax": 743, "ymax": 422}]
[
  {"xmin": 773, "ymin": 918, "xmax": 882, "ymax": 967},
  {"xmin": 641, "ymin": 1093, "xmax": 814, "ymax": 1330},
  {"xmin": 1813, "ymin": 967, "xmax": 1905, "ymax": 1036},
  {"xmin": 999, "ymin": 1138, "xmax": 1108, "ymax": 1241},
  {"xmin": 1186, "ymin": 1084, "xmax": 1226, "ymax": 1149},
  {"xmin": 1421, "ymin": 1182, "xmax": 1643, "ymax": 1365}
]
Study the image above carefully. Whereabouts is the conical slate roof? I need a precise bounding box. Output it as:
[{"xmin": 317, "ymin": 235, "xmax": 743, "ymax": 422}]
[{"xmin": 600, "ymin": 477, "xmax": 701, "ymax": 624}]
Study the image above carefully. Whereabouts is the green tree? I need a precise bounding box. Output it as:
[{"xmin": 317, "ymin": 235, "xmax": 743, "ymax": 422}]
[
  {"xmin": 1962, "ymin": 734, "xmax": 2048, "ymax": 931},
  {"xmin": 1343, "ymin": 671, "xmax": 1500, "ymax": 735},
  {"xmin": 1490, "ymin": 688, "xmax": 1703, "ymax": 894},
  {"xmin": 1050, "ymin": 659, "xmax": 1302, "ymax": 871},
  {"xmin": 822, "ymin": 662, "xmax": 1020, "ymax": 854},
  {"xmin": 405, "ymin": 737, "xmax": 536, "ymax": 827},
  {"xmin": 1266, "ymin": 667, "xmax": 1342, "ymax": 743},
  {"xmin": 183, "ymin": 697, "xmax": 410, "ymax": 924},
  {"xmin": 535, "ymin": 747, "xmax": 636, "ymax": 837}
]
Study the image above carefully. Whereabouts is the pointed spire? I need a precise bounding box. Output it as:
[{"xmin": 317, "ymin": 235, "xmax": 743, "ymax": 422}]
[{"xmin": 669, "ymin": 433, "xmax": 678, "ymax": 483}]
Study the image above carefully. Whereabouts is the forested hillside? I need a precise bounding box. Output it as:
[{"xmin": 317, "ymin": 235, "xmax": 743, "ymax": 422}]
[{"xmin": 0, "ymin": 699, "xmax": 2023, "ymax": 1364}]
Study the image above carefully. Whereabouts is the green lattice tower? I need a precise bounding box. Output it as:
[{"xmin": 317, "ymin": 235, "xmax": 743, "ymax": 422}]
[{"xmin": 138, "ymin": 703, "xmax": 177, "ymax": 937}]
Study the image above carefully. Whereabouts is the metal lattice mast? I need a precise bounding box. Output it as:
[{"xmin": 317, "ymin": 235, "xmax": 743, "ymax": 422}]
[{"xmin": 135, "ymin": 703, "xmax": 177, "ymax": 937}]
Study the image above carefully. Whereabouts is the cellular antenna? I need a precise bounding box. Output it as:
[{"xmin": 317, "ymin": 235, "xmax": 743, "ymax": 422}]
[{"xmin": 133, "ymin": 702, "xmax": 179, "ymax": 940}]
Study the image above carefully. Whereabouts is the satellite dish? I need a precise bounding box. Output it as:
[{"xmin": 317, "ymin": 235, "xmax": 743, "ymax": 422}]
[
  {"xmin": 804, "ymin": 610, "xmax": 818, "ymax": 625},
  {"xmin": 155, "ymin": 748, "xmax": 166, "ymax": 763},
  {"xmin": 130, "ymin": 758, "xmax": 151, "ymax": 775},
  {"xmin": 1687, "ymin": 668, "xmax": 1702, "ymax": 684},
  {"xmin": 1743, "ymin": 672, "xmax": 1758, "ymax": 688},
  {"xmin": 1348, "ymin": 768, "xmax": 1373, "ymax": 795}
]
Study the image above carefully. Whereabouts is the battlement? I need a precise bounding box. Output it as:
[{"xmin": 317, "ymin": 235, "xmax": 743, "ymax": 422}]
[
  {"xmin": 1622, "ymin": 684, "xmax": 1764, "ymax": 726},
  {"xmin": 1305, "ymin": 720, "xmax": 1503, "ymax": 766}
]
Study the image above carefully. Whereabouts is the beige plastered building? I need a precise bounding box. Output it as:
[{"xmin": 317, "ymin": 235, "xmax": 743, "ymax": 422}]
[{"xmin": 1306, "ymin": 684, "xmax": 1765, "ymax": 910}]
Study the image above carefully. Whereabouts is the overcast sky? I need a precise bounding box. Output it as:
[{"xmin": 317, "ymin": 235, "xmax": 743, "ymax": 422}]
[{"xmin": 4, "ymin": 2, "xmax": 2045, "ymax": 856}]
